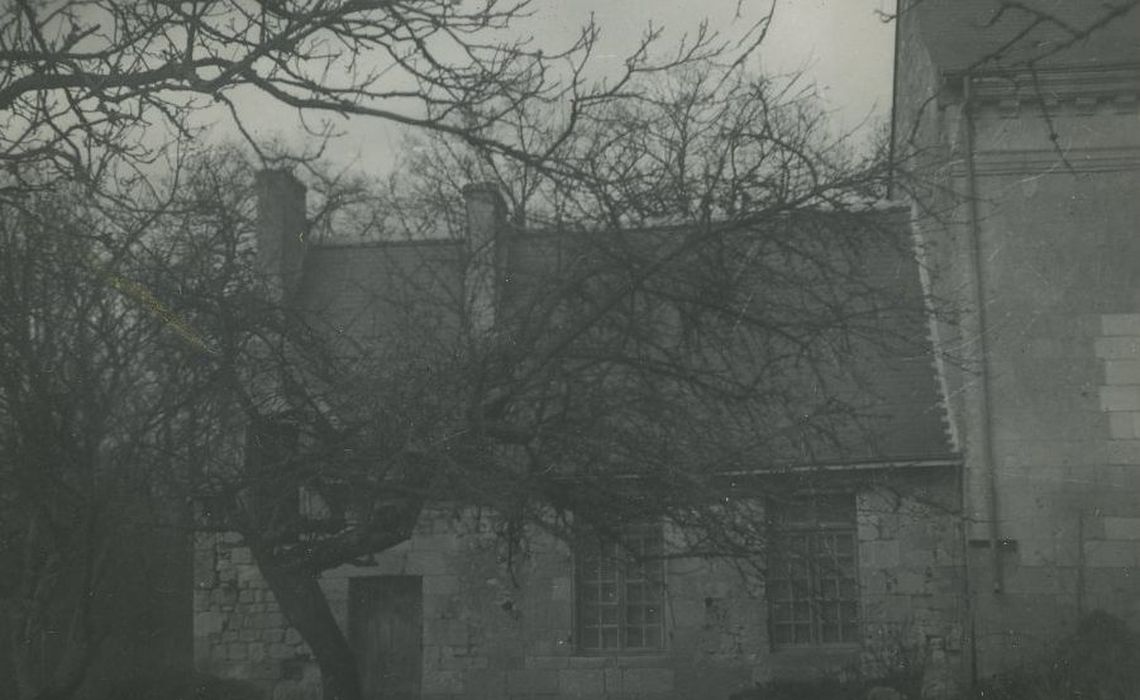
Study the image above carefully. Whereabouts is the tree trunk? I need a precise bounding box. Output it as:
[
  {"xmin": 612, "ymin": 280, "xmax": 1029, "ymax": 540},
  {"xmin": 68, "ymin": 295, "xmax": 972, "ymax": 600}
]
[{"xmin": 249, "ymin": 544, "xmax": 362, "ymax": 700}]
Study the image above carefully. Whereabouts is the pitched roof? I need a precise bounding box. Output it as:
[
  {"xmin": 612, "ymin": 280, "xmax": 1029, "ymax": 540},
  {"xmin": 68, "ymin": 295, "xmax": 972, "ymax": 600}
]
[{"xmin": 296, "ymin": 208, "xmax": 955, "ymax": 469}]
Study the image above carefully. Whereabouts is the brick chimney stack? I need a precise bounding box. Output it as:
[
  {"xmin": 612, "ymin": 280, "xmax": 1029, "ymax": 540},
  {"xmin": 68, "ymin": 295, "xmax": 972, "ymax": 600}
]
[
  {"xmin": 462, "ymin": 182, "xmax": 507, "ymax": 334},
  {"xmin": 254, "ymin": 170, "xmax": 308, "ymax": 301}
]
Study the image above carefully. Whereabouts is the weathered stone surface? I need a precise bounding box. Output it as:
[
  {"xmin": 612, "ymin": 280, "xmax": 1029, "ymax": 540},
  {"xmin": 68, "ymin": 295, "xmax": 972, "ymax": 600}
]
[
  {"xmin": 559, "ymin": 669, "xmax": 605, "ymax": 696},
  {"xmin": 508, "ymin": 669, "xmax": 560, "ymax": 695},
  {"xmin": 194, "ymin": 483, "xmax": 963, "ymax": 699}
]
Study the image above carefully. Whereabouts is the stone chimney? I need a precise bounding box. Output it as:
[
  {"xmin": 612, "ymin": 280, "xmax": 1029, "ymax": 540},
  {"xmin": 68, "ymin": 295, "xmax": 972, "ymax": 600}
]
[
  {"xmin": 254, "ymin": 170, "xmax": 308, "ymax": 301},
  {"xmin": 462, "ymin": 182, "xmax": 507, "ymax": 334}
]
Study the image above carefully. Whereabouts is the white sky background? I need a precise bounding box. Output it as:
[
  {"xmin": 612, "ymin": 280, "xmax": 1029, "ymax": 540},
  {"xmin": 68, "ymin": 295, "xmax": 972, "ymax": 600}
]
[{"xmin": 221, "ymin": 0, "xmax": 896, "ymax": 177}]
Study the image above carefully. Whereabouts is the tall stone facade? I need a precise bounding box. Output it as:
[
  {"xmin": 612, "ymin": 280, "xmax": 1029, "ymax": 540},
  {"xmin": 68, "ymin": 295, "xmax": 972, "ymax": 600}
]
[{"xmin": 892, "ymin": 0, "xmax": 1140, "ymax": 678}]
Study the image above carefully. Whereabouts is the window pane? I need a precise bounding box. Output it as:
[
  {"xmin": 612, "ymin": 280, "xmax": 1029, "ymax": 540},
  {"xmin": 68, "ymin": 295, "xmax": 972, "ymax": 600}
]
[
  {"xmin": 794, "ymin": 624, "xmax": 812, "ymax": 644},
  {"xmin": 601, "ymin": 627, "xmax": 619, "ymax": 649},
  {"xmin": 772, "ymin": 602, "xmax": 791, "ymax": 623},
  {"xmin": 576, "ymin": 523, "xmax": 666, "ymax": 652},
  {"xmin": 628, "ymin": 606, "xmax": 644, "ymax": 625},
  {"xmin": 600, "ymin": 605, "xmax": 619, "ymax": 625},
  {"xmin": 840, "ymin": 579, "xmax": 857, "ymax": 600},
  {"xmin": 646, "ymin": 605, "xmax": 661, "ymax": 624},
  {"xmin": 841, "ymin": 602, "xmax": 858, "ymax": 624},
  {"xmin": 773, "ymin": 625, "xmax": 792, "ymax": 645},
  {"xmin": 769, "ymin": 580, "xmax": 791, "ymax": 600},
  {"xmin": 767, "ymin": 495, "xmax": 858, "ymax": 648},
  {"xmin": 625, "ymin": 627, "xmax": 643, "ymax": 648},
  {"xmin": 644, "ymin": 625, "xmax": 663, "ymax": 648}
]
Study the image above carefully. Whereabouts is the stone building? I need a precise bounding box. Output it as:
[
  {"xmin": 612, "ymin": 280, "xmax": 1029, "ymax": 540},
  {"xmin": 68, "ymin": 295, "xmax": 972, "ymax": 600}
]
[
  {"xmin": 193, "ymin": 3, "xmax": 1140, "ymax": 698},
  {"xmin": 891, "ymin": 0, "xmax": 1140, "ymax": 681},
  {"xmin": 192, "ymin": 176, "xmax": 964, "ymax": 700}
]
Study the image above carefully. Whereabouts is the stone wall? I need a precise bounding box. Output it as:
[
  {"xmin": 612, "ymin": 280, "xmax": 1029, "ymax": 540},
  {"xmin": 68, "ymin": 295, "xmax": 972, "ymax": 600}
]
[
  {"xmin": 193, "ymin": 471, "xmax": 962, "ymax": 699},
  {"xmin": 1090, "ymin": 314, "xmax": 1140, "ymax": 610},
  {"xmin": 193, "ymin": 532, "xmax": 321, "ymax": 699},
  {"xmin": 900, "ymin": 67, "xmax": 1140, "ymax": 674}
]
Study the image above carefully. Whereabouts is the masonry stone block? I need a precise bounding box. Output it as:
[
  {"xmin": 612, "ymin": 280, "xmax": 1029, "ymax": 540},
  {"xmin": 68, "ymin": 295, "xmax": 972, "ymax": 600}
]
[
  {"xmin": 525, "ymin": 655, "xmax": 570, "ymax": 670},
  {"xmin": 194, "ymin": 589, "xmax": 212, "ymax": 612},
  {"xmin": 414, "ymin": 533, "xmax": 461, "ymax": 552},
  {"xmin": 423, "ymin": 574, "xmax": 460, "ymax": 597},
  {"xmin": 862, "ymin": 540, "xmax": 901, "ymax": 569},
  {"xmin": 1104, "ymin": 517, "xmax": 1140, "ymax": 540},
  {"xmin": 427, "ymin": 618, "xmax": 469, "ymax": 647},
  {"xmin": 1101, "ymin": 386, "xmax": 1140, "ymax": 412},
  {"xmin": 195, "ymin": 611, "xmax": 225, "ymax": 637},
  {"xmin": 603, "ymin": 667, "xmax": 622, "ymax": 694},
  {"xmin": 407, "ymin": 550, "xmax": 449, "ymax": 575},
  {"xmin": 1107, "ymin": 440, "xmax": 1140, "ymax": 464},
  {"xmin": 1095, "ymin": 337, "xmax": 1140, "ymax": 359},
  {"xmin": 1083, "ymin": 540, "xmax": 1138, "ymax": 567},
  {"xmin": 194, "ymin": 545, "xmax": 218, "ymax": 590},
  {"xmin": 621, "ymin": 668, "xmax": 674, "ymax": 694},
  {"xmin": 1105, "ymin": 360, "xmax": 1140, "ymax": 385},
  {"xmin": 566, "ymin": 656, "xmax": 608, "ymax": 669},
  {"xmin": 1109, "ymin": 412, "xmax": 1136, "ymax": 438},
  {"xmin": 272, "ymin": 679, "xmax": 321, "ymax": 700},
  {"xmin": 1101, "ymin": 315, "xmax": 1140, "ymax": 336},
  {"xmin": 559, "ymin": 669, "xmax": 605, "ymax": 695},
  {"xmin": 217, "ymin": 563, "xmax": 236, "ymax": 584},
  {"xmin": 508, "ymin": 669, "xmax": 559, "ymax": 695},
  {"xmin": 464, "ymin": 669, "xmax": 506, "ymax": 696},
  {"xmin": 527, "ymin": 639, "xmax": 556, "ymax": 656},
  {"xmin": 236, "ymin": 564, "xmax": 263, "ymax": 587},
  {"xmin": 421, "ymin": 669, "xmax": 463, "ymax": 694},
  {"xmin": 268, "ymin": 643, "xmax": 293, "ymax": 660}
]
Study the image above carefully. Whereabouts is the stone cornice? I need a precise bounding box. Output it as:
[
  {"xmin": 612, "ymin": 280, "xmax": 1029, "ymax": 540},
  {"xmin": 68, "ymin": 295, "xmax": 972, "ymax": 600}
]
[{"xmin": 961, "ymin": 64, "xmax": 1140, "ymax": 114}]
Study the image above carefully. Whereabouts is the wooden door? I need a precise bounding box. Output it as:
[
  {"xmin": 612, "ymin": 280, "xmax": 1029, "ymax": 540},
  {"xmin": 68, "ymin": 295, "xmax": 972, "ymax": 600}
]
[{"xmin": 348, "ymin": 576, "xmax": 423, "ymax": 700}]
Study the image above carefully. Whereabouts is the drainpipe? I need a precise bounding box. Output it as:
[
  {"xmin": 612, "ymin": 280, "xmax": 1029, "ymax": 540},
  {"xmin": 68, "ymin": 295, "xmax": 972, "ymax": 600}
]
[
  {"xmin": 961, "ymin": 75, "xmax": 1004, "ymax": 595},
  {"xmin": 887, "ymin": 0, "xmax": 903, "ymax": 200}
]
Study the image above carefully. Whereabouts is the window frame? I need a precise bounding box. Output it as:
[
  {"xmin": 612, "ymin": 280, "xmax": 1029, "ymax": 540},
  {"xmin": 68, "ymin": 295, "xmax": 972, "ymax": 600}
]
[
  {"xmin": 767, "ymin": 494, "xmax": 860, "ymax": 649},
  {"xmin": 574, "ymin": 522, "xmax": 667, "ymax": 654}
]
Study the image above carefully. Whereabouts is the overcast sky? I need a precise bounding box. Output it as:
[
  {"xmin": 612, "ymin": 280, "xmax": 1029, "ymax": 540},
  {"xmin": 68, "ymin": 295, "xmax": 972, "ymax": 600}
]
[
  {"xmin": 226, "ymin": 1, "xmax": 896, "ymax": 175},
  {"xmin": 524, "ymin": 0, "xmax": 896, "ymax": 125}
]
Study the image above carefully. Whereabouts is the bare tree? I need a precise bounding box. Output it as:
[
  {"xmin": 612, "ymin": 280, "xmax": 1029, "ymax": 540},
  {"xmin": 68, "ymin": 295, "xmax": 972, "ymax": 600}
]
[
  {"xmin": 157, "ymin": 59, "xmax": 937, "ymax": 700},
  {"xmin": 0, "ymin": 186, "xmax": 200, "ymax": 700},
  {"xmin": 0, "ymin": 0, "xmax": 770, "ymax": 198}
]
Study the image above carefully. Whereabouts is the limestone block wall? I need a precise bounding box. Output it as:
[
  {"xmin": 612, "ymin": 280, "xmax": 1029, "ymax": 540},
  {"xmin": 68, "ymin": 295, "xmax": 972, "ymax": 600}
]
[
  {"xmin": 857, "ymin": 474, "xmax": 964, "ymax": 683},
  {"xmin": 194, "ymin": 474, "xmax": 962, "ymax": 700},
  {"xmin": 1091, "ymin": 314, "xmax": 1140, "ymax": 610},
  {"xmin": 193, "ymin": 532, "xmax": 321, "ymax": 699},
  {"xmin": 902, "ymin": 82, "xmax": 1140, "ymax": 674}
]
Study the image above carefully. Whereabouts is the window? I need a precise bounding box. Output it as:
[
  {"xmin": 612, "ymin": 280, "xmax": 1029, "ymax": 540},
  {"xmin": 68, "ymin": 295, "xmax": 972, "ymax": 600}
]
[
  {"xmin": 768, "ymin": 494, "xmax": 859, "ymax": 647},
  {"xmin": 576, "ymin": 523, "xmax": 665, "ymax": 652}
]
